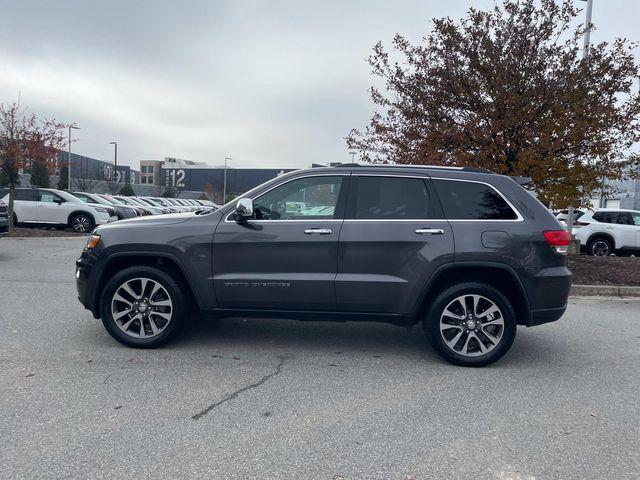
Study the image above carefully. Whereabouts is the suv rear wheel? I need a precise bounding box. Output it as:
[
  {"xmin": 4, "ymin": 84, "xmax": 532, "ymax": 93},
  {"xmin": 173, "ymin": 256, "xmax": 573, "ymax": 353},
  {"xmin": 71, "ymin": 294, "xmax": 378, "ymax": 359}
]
[
  {"xmin": 100, "ymin": 266, "xmax": 185, "ymax": 348},
  {"xmin": 587, "ymin": 237, "xmax": 613, "ymax": 256},
  {"xmin": 424, "ymin": 282, "xmax": 517, "ymax": 367}
]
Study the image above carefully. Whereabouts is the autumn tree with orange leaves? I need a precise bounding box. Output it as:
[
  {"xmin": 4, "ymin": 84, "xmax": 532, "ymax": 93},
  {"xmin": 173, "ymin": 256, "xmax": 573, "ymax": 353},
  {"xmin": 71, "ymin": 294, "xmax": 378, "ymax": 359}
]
[
  {"xmin": 0, "ymin": 101, "xmax": 67, "ymax": 233},
  {"xmin": 347, "ymin": 0, "xmax": 640, "ymax": 207}
]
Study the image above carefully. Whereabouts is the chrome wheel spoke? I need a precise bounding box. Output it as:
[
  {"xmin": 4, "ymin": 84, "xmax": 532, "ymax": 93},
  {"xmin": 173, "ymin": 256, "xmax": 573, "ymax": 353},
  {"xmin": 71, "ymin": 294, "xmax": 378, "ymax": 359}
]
[
  {"xmin": 121, "ymin": 314, "xmax": 140, "ymax": 332},
  {"xmin": 151, "ymin": 311, "xmax": 172, "ymax": 321},
  {"xmin": 477, "ymin": 305, "xmax": 500, "ymax": 319},
  {"xmin": 113, "ymin": 293, "xmax": 132, "ymax": 307},
  {"xmin": 482, "ymin": 328, "xmax": 501, "ymax": 345},
  {"xmin": 446, "ymin": 330, "xmax": 464, "ymax": 349},
  {"xmin": 443, "ymin": 307, "xmax": 465, "ymax": 320},
  {"xmin": 112, "ymin": 308, "xmax": 131, "ymax": 321},
  {"xmin": 149, "ymin": 299, "xmax": 171, "ymax": 307},
  {"xmin": 121, "ymin": 283, "xmax": 139, "ymax": 301},
  {"xmin": 148, "ymin": 317, "xmax": 159, "ymax": 336}
]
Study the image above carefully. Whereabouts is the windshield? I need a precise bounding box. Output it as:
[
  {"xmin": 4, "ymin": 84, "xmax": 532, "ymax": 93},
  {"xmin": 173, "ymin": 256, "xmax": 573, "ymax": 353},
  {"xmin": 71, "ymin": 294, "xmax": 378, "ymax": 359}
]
[{"xmin": 100, "ymin": 195, "xmax": 124, "ymax": 206}]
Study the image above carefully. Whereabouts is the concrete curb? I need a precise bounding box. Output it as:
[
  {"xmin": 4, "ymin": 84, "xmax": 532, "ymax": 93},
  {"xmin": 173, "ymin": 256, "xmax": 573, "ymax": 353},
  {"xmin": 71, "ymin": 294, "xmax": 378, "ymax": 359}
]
[{"xmin": 571, "ymin": 285, "xmax": 640, "ymax": 297}]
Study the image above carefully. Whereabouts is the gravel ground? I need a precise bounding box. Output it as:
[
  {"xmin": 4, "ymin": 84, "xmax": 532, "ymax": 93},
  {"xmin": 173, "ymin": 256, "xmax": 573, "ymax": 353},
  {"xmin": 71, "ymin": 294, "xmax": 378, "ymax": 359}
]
[{"xmin": 1, "ymin": 238, "xmax": 639, "ymax": 480}]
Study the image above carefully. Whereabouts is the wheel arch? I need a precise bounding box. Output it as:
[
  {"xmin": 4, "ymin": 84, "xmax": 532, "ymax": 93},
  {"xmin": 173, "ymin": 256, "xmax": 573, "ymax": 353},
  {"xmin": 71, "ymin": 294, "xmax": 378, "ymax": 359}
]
[
  {"xmin": 415, "ymin": 263, "xmax": 531, "ymax": 326},
  {"xmin": 586, "ymin": 232, "xmax": 616, "ymax": 250},
  {"xmin": 93, "ymin": 252, "xmax": 200, "ymax": 318},
  {"xmin": 67, "ymin": 210, "xmax": 96, "ymax": 227}
]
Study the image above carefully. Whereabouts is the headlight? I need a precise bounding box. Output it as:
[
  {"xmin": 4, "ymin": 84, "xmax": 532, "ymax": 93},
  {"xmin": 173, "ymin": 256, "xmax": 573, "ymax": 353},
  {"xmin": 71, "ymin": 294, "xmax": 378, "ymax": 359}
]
[{"xmin": 85, "ymin": 234, "xmax": 101, "ymax": 250}]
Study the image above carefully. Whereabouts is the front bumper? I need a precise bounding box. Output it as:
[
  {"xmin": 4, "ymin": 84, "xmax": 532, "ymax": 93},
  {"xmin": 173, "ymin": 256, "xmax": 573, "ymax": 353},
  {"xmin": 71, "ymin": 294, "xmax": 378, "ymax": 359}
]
[{"xmin": 76, "ymin": 249, "xmax": 101, "ymax": 318}]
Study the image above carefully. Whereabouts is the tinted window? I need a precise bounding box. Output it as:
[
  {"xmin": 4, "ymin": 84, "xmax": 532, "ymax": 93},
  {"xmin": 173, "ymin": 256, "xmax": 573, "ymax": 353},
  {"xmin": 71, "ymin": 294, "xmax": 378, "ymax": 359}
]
[
  {"xmin": 254, "ymin": 176, "xmax": 343, "ymax": 220},
  {"xmin": 433, "ymin": 180, "xmax": 517, "ymax": 220},
  {"xmin": 354, "ymin": 176, "xmax": 431, "ymax": 219},
  {"xmin": 14, "ymin": 190, "xmax": 39, "ymax": 201},
  {"xmin": 593, "ymin": 212, "xmax": 632, "ymax": 225}
]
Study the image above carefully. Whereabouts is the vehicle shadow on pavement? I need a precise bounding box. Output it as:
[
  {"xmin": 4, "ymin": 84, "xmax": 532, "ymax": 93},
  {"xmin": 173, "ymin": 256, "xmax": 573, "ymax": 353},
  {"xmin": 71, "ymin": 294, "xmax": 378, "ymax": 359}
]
[
  {"xmin": 176, "ymin": 314, "xmax": 437, "ymax": 359},
  {"xmin": 166, "ymin": 314, "xmax": 567, "ymax": 367}
]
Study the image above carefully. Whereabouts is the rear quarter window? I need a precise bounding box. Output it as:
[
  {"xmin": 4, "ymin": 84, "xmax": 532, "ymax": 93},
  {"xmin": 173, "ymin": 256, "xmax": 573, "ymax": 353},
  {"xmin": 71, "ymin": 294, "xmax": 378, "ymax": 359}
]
[{"xmin": 432, "ymin": 179, "xmax": 518, "ymax": 220}]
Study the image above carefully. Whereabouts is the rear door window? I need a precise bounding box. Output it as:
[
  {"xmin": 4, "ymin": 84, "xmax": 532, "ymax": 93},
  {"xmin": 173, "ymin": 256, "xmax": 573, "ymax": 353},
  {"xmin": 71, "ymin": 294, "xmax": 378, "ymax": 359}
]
[
  {"xmin": 14, "ymin": 190, "xmax": 39, "ymax": 201},
  {"xmin": 593, "ymin": 212, "xmax": 632, "ymax": 225},
  {"xmin": 432, "ymin": 180, "xmax": 518, "ymax": 220},
  {"xmin": 352, "ymin": 176, "xmax": 433, "ymax": 219}
]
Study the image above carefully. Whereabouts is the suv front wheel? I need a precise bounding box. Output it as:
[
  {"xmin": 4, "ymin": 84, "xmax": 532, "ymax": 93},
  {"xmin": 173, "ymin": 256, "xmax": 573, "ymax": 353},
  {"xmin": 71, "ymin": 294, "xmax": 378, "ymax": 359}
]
[
  {"xmin": 100, "ymin": 266, "xmax": 185, "ymax": 348},
  {"xmin": 424, "ymin": 282, "xmax": 517, "ymax": 367},
  {"xmin": 70, "ymin": 213, "xmax": 94, "ymax": 233}
]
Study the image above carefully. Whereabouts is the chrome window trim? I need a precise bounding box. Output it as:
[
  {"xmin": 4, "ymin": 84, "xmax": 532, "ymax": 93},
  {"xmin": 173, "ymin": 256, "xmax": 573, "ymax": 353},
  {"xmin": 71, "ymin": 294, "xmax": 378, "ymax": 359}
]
[
  {"xmin": 430, "ymin": 177, "xmax": 524, "ymax": 222},
  {"xmin": 224, "ymin": 173, "xmax": 349, "ymax": 223}
]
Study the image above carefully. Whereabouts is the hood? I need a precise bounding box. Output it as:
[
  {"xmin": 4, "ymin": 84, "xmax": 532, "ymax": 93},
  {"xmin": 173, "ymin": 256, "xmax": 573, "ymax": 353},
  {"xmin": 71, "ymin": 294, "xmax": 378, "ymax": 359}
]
[{"xmin": 97, "ymin": 211, "xmax": 195, "ymax": 230}]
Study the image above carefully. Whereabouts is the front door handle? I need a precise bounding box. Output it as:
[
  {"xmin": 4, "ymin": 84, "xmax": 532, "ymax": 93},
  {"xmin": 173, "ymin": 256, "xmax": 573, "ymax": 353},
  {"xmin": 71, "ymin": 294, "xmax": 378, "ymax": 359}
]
[
  {"xmin": 304, "ymin": 228, "xmax": 332, "ymax": 235},
  {"xmin": 415, "ymin": 228, "xmax": 445, "ymax": 235}
]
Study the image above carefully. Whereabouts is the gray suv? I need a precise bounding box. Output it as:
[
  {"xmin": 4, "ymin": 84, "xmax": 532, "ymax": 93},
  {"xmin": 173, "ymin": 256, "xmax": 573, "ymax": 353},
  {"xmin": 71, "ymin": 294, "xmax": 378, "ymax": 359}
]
[{"xmin": 76, "ymin": 165, "xmax": 572, "ymax": 366}]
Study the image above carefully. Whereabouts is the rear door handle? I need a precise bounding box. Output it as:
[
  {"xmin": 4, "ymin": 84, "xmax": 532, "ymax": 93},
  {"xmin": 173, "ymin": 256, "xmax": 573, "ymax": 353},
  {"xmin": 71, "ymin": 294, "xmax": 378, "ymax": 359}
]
[
  {"xmin": 415, "ymin": 228, "xmax": 445, "ymax": 235},
  {"xmin": 304, "ymin": 228, "xmax": 332, "ymax": 235}
]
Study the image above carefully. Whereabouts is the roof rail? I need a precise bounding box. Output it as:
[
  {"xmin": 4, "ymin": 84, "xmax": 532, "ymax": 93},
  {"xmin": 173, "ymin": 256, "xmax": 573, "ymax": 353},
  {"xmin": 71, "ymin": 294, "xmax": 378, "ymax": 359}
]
[{"xmin": 330, "ymin": 163, "xmax": 494, "ymax": 174}]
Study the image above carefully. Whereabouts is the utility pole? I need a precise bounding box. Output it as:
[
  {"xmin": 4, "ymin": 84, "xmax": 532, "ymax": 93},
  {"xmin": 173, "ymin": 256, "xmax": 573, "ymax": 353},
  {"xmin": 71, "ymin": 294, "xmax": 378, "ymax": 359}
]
[
  {"xmin": 223, "ymin": 157, "xmax": 231, "ymax": 204},
  {"xmin": 67, "ymin": 125, "xmax": 80, "ymax": 190},
  {"xmin": 567, "ymin": 0, "xmax": 594, "ymax": 237},
  {"xmin": 109, "ymin": 142, "xmax": 118, "ymax": 181}
]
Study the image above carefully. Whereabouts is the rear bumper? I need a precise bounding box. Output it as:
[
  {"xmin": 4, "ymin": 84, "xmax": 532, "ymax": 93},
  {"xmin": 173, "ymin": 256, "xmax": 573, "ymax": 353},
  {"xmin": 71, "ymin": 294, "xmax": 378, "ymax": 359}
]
[
  {"xmin": 529, "ymin": 304, "xmax": 567, "ymax": 326},
  {"xmin": 523, "ymin": 265, "xmax": 572, "ymax": 327}
]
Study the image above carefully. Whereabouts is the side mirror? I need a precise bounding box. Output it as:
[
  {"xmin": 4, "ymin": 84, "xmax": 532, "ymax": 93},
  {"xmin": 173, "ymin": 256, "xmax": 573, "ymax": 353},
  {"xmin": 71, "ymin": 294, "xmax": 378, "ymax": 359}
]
[
  {"xmin": 234, "ymin": 198, "xmax": 253, "ymax": 222},
  {"xmin": 54, "ymin": 198, "xmax": 64, "ymax": 205}
]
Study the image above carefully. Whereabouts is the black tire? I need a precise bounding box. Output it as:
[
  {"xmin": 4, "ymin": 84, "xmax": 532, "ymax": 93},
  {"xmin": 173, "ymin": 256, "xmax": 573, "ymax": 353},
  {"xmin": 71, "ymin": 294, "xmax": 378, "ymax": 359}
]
[
  {"xmin": 12, "ymin": 213, "xmax": 19, "ymax": 227},
  {"xmin": 70, "ymin": 212, "xmax": 94, "ymax": 233},
  {"xmin": 424, "ymin": 282, "xmax": 517, "ymax": 367},
  {"xmin": 99, "ymin": 266, "xmax": 185, "ymax": 348},
  {"xmin": 587, "ymin": 237, "xmax": 613, "ymax": 257}
]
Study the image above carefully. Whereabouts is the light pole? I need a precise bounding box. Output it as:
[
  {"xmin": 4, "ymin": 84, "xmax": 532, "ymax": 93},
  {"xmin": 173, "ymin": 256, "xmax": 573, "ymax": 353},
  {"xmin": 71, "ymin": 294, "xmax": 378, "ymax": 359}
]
[
  {"xmin": 349, "ymin": 151, "xmax": 357, "ymax": 163},
  {"xmin": 568, "ymin": 0, "xmax": 594, "ymax": 237},
  {"xmin": 67, "ymin": 125, "xmax": 80, "ymax": 190},
  {"xmin": 109, "ymin": 142, "xmax": 118, "ymax": 181},
  {"xmin": 223, "ymin": 157, "xmax": 231, "ymax": 203}
]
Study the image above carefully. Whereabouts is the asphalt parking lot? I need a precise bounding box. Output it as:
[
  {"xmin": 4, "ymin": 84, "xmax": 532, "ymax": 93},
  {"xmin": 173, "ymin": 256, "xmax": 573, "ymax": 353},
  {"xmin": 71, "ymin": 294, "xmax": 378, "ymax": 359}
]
[{"xmin": 1, "ymin": 238, "xmax": 639, "ymax": 480}]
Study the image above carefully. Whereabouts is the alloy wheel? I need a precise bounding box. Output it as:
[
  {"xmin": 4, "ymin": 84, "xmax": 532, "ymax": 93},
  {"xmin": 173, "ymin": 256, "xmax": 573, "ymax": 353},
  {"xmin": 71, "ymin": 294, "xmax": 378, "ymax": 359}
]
[
  {"xmin": 591, "ymin": 240, "xmax": 610, "ymax": 256},
  {"xmin": 439, "ymin": 294, "xmax": 504, "ymax": 357},
  {"xmin": 111, "ymin": 277, "xmax": 173, "ymax": 338},
  {"xmin": 72, "ymin": 215, "xmax": 91, "ymax": 233}
]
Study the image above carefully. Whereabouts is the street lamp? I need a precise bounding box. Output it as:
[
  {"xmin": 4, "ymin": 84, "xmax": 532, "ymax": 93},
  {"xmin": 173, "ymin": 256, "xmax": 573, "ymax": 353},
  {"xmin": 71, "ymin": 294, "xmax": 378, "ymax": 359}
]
[
  {"xmin": 67, "ymin": 125, "xmax": 80, "ymax": 190},
  {"xmin": 109, "ymin": 142, "xmax": 118, "ymax": 181},
  {"xmin": 223, "ymin": 157, "xmax": 231, "ymax": 203},
  {"xmin": 349, "ymin": 151, "xmax": 357, "ymax": 163}
]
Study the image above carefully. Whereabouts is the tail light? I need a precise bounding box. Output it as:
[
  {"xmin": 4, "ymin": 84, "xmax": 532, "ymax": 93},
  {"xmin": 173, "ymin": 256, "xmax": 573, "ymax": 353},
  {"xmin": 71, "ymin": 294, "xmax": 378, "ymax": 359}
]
[{"xmin": 543, "ymin": 230, "xmax": 571, "ymax": 254}]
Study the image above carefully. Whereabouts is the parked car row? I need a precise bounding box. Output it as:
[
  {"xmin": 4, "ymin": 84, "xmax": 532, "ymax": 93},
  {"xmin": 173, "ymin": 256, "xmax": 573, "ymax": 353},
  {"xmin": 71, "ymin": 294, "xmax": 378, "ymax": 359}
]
[
  {"xmin": 554, "ymin": 208, "xmax": 640, "ymax": 256},
  {"xmin": 0, "ymin": 187, "xmax": 218, "ymax": 233}
]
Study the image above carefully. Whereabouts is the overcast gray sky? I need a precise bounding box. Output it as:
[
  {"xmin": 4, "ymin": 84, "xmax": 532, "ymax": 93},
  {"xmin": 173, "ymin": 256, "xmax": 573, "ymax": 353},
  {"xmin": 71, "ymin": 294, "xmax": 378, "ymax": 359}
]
[{"xmin": 1, "ymin": 0, "xmax": 638, "ymax": 169}]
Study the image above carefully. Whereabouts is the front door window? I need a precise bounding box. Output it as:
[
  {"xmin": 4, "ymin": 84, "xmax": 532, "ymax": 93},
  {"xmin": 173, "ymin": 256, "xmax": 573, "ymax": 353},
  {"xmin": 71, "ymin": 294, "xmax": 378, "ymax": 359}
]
[{"xmin": 253, "ymin": 176, "xmax": 344, "ymax": 220}]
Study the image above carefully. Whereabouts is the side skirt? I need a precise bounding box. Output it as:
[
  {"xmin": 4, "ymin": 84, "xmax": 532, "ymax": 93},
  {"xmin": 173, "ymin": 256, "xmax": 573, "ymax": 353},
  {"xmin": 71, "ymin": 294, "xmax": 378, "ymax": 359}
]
[{"xmin": 201, "ymin": 308, "xmax": 416, "ymax": 326}]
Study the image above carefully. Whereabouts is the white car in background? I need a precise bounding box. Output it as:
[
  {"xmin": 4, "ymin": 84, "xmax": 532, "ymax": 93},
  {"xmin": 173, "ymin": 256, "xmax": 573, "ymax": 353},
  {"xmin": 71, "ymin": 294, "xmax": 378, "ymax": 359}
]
[
  {"xmin": 573, "ymin": 208, "xmax": 640, "ymax": 256},
  {"xmin": 0, "ymin": 187, "xmax": 117, "ymax": 233}
]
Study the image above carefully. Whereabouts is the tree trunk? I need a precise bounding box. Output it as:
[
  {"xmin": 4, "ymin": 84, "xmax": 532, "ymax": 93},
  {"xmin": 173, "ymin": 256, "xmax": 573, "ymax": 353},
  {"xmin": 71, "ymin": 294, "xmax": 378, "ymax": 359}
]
[{"xmin": 7, "ymin": 182, "xmax": 15, "ymax": 235}]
